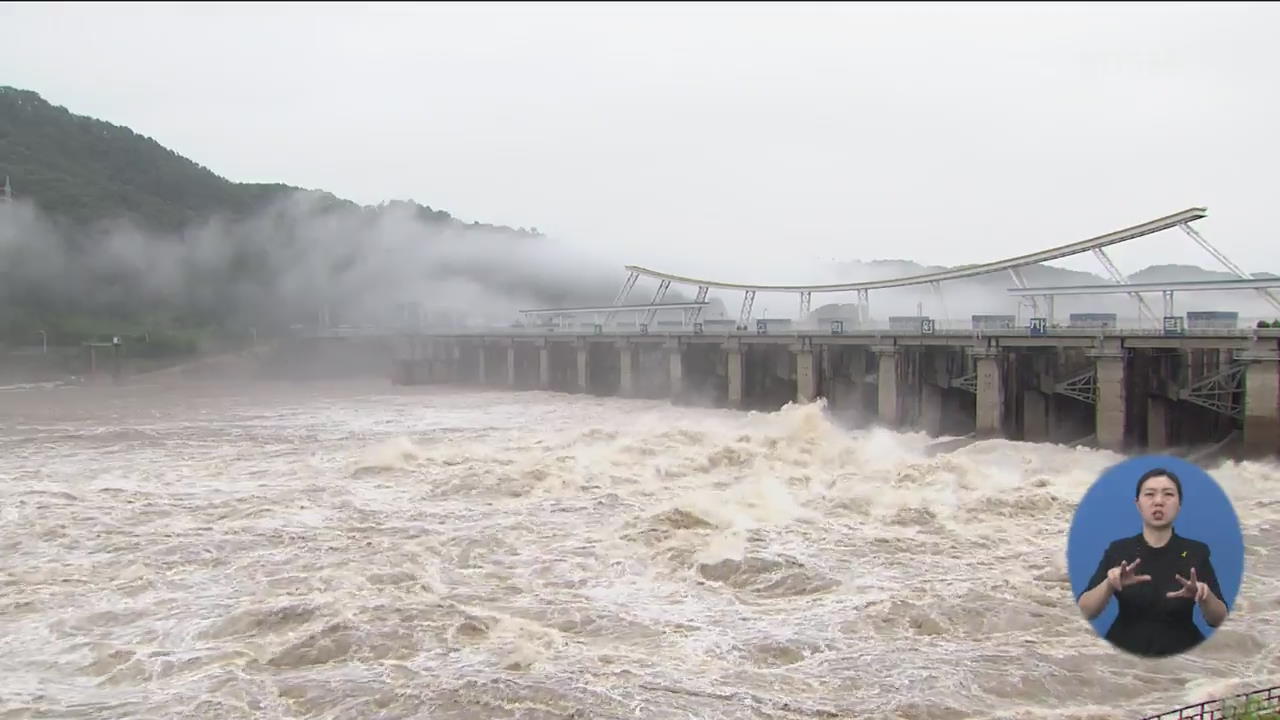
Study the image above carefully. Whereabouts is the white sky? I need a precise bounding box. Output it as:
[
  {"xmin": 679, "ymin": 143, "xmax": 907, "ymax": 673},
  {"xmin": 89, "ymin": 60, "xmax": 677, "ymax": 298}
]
[{"xmin": 2, "ymin": 1, "xmax": 1278, "ymax": 284}]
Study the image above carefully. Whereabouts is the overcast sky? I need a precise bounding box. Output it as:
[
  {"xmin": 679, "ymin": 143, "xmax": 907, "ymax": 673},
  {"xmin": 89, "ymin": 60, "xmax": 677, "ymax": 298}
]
[{"xmin": 2, "ymin": 1, "xmax": 1278, "ymax": 285}]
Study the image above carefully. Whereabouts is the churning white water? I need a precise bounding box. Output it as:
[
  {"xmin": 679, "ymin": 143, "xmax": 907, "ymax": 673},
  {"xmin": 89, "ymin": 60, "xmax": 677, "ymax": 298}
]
[{"xmin": 1, "ymin": 379, "xmax": 1277, "ymax": 719}]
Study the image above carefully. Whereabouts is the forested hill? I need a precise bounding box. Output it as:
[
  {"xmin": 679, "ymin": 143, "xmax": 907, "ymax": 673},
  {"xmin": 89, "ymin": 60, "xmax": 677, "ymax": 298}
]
[
  {"xmin": 0, "ymin": 86, "xmax": 533, "ymax": 237},
  {"xmin": 0, "ymin": 87, "xmax": 596, "ymax": 353}
]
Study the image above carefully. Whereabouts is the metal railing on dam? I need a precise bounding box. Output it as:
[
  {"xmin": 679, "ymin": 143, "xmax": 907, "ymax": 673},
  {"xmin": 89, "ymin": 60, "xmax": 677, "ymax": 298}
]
[{"xmin": 305, "ymin": 324, "xmax": 1280, "ymax": 341}]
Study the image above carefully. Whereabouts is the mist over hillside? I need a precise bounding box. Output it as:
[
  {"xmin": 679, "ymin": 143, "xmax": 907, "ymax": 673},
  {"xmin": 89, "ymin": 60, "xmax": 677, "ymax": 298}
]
[{"xmin": 0, "ymin": 88, "xmax": 634, "ymax": 346}]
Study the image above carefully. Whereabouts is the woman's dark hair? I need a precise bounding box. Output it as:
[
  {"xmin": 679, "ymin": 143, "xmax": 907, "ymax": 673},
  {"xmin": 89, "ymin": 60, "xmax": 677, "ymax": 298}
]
[{"xmin": 1136, "ymin": 468, "xmax": 1182, "ymax": 501}]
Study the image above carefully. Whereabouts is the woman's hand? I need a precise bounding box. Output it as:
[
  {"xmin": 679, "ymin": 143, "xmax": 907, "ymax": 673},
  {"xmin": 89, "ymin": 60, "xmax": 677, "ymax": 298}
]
[
  {"xmin": 1107, "ymin": 558, "xmax": 1152, "ymax": 592},
  {"xmin": 1167, "ymin": 567, "xmax": 1210, "ymax": 603}
]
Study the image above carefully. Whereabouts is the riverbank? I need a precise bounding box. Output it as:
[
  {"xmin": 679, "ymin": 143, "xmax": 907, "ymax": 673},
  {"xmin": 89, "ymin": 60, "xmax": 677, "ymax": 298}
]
[{"xmin": 0, "ymin": 343, "xmax": 262, "ymax": 387}]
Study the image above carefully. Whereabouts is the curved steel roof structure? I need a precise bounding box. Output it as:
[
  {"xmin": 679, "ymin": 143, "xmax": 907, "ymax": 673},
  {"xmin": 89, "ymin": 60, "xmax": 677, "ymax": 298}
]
[{"xmin": 625, "ymin": 207, "xmax": 1208, "ymax": 293}]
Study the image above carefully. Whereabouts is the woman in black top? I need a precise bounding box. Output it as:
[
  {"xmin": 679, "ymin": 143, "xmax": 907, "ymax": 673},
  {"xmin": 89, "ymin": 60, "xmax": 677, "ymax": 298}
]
[{"xmin": 1076, "ymin": 468, "xmax": 1230, "ymax": 657}]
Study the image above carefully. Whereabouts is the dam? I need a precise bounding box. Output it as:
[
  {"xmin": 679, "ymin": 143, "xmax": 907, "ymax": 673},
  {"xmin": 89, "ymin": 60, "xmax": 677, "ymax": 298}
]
[{"xmin": 370, "ymin": 323, "xmax": 1280, "ymax": 458}]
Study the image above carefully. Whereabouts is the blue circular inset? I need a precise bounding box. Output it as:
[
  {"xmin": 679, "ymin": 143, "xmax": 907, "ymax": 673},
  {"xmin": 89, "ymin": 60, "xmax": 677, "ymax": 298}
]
[{"xmin": 1066, "ymin": 454, "xmax": 1244, "ymax": 653}]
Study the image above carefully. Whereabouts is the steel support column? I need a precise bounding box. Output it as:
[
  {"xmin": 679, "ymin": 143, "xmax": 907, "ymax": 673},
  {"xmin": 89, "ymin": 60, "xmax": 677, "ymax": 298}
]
[
  {"xmin": 605, "ymin": 271, "xmax": 640, "ymax": 325},
  {"xmin": 641, "ymin": 279, "xmax": 672, "ymax": 326},
  {"xmin": 1180, "ymin": 223, "xmax": 1280, "ymax": 314},
  {"xmin": 738, "ymin": 290, "xmax": 756, "ymax": 329},
  {"xmin": 1008, "ymin": 268, "xmax": 1039, "ymax": 316},
  {"xmin": 1092, "ymin": 247, "xmax": 1159, "ymax": 326},
  {"xmin": 688, "ymin": 285, "xmax": 710, "ymax": 324}
]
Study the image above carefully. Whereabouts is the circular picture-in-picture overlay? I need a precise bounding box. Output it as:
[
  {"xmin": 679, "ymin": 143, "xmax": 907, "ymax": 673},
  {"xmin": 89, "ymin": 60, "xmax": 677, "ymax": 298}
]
[{"xmin": 1067, "ymin": 455, "xmax": 1244, "ymax": 658}]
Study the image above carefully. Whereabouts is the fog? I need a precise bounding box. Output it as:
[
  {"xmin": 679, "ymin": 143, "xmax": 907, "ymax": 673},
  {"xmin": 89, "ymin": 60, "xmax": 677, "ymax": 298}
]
[{"xmin": 0, "ymin": 192, "xmax": 634, "ymax": 336}]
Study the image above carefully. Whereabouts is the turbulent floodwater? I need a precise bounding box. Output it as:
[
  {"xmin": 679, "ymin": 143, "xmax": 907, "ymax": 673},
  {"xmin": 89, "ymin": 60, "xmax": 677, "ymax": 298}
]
[{"xmin": 1, "ymin": 378, "xmax": 1278, "ymax": 720}]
